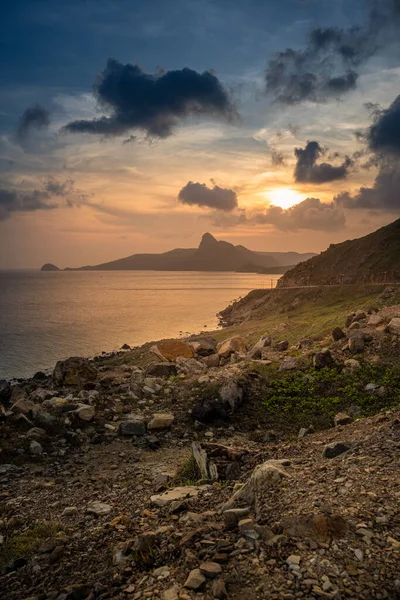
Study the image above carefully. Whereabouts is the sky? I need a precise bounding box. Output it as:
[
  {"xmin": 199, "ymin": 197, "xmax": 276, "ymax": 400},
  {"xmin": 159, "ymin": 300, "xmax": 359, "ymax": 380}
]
[{"xmin": 1, "ymin": 0, "xmax": 400, "ymax": 268}]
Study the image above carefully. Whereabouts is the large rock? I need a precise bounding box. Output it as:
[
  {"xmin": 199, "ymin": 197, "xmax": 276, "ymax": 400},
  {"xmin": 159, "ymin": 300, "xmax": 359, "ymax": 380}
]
[
  {"xmin": 348, "ymin": 333, "xmax": 365, "ymax": 353},
  {"xmin": 176, "ymin": 357, "xmax": 206, "ymax": 375},
  {"xmin": 147, "ymin": 413, "xmax": 174, "ymax": 431},
  {"xmin": 184, "ymin": 569, "xmax": 206, "ymax": 590},
  {"xmin": 151, "ymin": 486, "xmax": 206, "ymax": 507},
  {"xmin": 217, "ymin": 336, "xmax": 245, "ymax": 359},
  {"xmin": 53, "ymin": 357, "xmax": 97, "ymax": 386},
  {"xmin": 119, "ymin": 417, "xmax": 146, "ymax": 436},
  {"xmin": 203, "ymin": 353, "xmax": 220, "ymax": 368},
  {"xmin": 344, "ymin": 358, "xmax": 361, "ymax": 372},
  {"xmin": 313, "ymin": 348, "xmax": 334, "ymax": 369},
  {"xmin": 43, "ymin": 397, "xmax": 70, "ymax": 411},
  {"xmin": 279, "ymin": 357, "xmax": 299, "ymax": 371},
  {"xmin": 75, "ymin": 404, "xmax": 95, "ymax": 422},
  {"xmin": 332, "ymin": 327, "xmax": 345, "ymax": 341},
  {"xmin": 274, "ymin": 340, "xmax": 289, "ymax": 352},
  {"xmin": 190, "ymin": 337, "xmax": 217, "ymax": 357},
  {"xmin": 368, "ymin": 314, "xmax": 385, "ymax": 327},
  {"xmin": 323, "ymin": 442, "xmax": 352, "ymax": 458},
  {"xmin": 87, "ymin": 501, "xmax": 112, "ymax": 516},
  {"xmin": 219, "ymin": 380, "xmax": 243, "ymax": 412},
  {"xmin": 387, "ymin": 318, "xmax": 400, "ymax": 335},
  {"xmin": 10, "ymin": 398, "xmax": 39, "ymax": 415},
  {"xmin": 150, "ymin": 340, "xmax": 194, "ymax": 362},
  {"xmin": 334, "ymin": 412, "xmax": 353, "ymax": 426},
  {"xmin": 145, "ymin": 363, "xmax": 177, "ymax": 378},
  {"xmin": 222, "ymin": 460, "xmax": 289, "ymax": 510}
]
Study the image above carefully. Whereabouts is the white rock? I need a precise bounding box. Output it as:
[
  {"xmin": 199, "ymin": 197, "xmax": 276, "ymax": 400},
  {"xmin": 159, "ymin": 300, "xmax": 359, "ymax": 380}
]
[{"xmin": 87, "ymin": 501, "xmax": 112, "ymax": 516}]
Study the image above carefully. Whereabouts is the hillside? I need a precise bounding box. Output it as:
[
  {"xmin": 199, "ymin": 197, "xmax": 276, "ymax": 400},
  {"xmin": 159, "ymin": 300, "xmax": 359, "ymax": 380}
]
[
  {"xmin": 44, "ymin": 233, "xmax": 316, "ymax": 273},
  {"xmin": 279, "ymin": 217, "xmax": 400, "ymax": 287}
]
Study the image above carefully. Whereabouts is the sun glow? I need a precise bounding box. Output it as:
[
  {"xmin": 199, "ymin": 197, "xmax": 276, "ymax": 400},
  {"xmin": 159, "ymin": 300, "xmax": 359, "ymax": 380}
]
[{"xmin": 268, "ymin": 188, "xmax": 305, "ymax": 209}]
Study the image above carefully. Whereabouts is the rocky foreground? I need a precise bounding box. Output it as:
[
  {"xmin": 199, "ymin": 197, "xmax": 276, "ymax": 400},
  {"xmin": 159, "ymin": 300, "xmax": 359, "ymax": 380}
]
[{"xmin": 1, "ymin": 289, "xmax": 400, "ymax": 600}]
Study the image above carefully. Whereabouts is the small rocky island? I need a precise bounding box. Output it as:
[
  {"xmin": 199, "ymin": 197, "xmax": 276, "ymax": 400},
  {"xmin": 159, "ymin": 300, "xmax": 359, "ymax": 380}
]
[{"xmin": 40, "ymin": 263, "xmax": 61, "ymax": 272}]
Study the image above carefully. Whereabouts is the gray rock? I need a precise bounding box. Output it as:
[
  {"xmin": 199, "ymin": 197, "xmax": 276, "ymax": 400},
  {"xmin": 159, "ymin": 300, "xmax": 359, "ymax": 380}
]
[
  {"xmin": 313, "ymin": 348, "xmax": 334, "ymax": 369},
  {"xmin": 199, "ymin": 561, "xmax": 222, "ymax": 578},
  {"xmin": 344, "ymin": 359, "xmax": 361, "ymax": 372},
  {"xmin": 219, "ymin": 380, "xmax": 243, "ymax": 412},
  {"xmin": 223, "ymin": 507, "xmax": 251, "ymax": 529},
  {"xmin": 387, "ymin": 318, "xmax": 400, "ymax": 335},
  {"xmin": 323, "ymin": 442, "xmax": 352, "ymax": 458},
  {"xmin": 203, "ymin": 353, "xmax": 220, "ymax": 368},
  {"xmin": 29, "ymin": 440, "xmax": 43, "ymax": 455},
  {"xmin": 190, "ymin": 337, "xmax": 217, "ymax": 357},
  {"xmin": 119, "ymin": 417, "xmax": 146, "ymax": 436},
  {"xmin": 274, "ymin": 340, "xmax": 289, "ymax": 352},
  {"xmin": 279, "ymin": 357, "xmax": 299, "ymax": 371},
  {"xmin": 87, "ymin": 501, "xmax": 112, "ymax": 516},
  {"xmin": 334, "ymin": 413, "xmax": 353, "ymax": 426},
  {"xmin": 146, "ymin": 363, "xmax": 177, "ymax": 378},
  {"xmin": 75, "ymin": 404, "xmax": 95, "ymax": 422},
  {"xmin": 184, "ymin": 568, "xmax": 206, "ymax": 590},
  {"xmin": 148, "ymin": 413, "xmax": 174, "ymax": 431},
  {"xmin": 53, "ymin": 357, "xmax": 97, "ymax": 386},
  {"xmin": 348, "ymin": 334, "xmax": 365, "ymax": 353},
  {"xmin": 332, "ymin": 327, "xmax": 345, "ymax": 341}
]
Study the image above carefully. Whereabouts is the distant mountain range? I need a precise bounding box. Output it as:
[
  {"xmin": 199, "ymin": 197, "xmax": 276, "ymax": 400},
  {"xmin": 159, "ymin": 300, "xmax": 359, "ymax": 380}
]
[
  {"xmin": 41, "ymin": 233, "xmax": 316, "ymax": 273},
  {"xmin": 279, "ymin": 218, "xmax": 400, "ymax": 286}
]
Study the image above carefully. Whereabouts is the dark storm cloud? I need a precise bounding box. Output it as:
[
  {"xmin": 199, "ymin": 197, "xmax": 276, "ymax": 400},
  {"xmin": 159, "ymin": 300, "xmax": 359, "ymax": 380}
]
[
  {"xmin": 0, "ymin": 177, "xmax": 87, "ymax": 220},
  {"xmin": 367, "ymin": 94, "xmax": 400, "ymax": 156},
  {"xmin": 178, "ymin": 182, "xmax": 238, "ymax": 211},
  {"xmin": 335, "ymin": 162, "xmax": 400, "ymax": 211},
  {"xmin": 251, "ymin": 197, "xmax": 345, "ymax": 231},
  {"xmin": 17, "ymin": 104, "xmax": 50, "ymax": 140},
  {"xmin": 65, "ymin": 59, "xmax": 235, "ymax": 139},
  {"xmin": 294, "ymin": 141, "xmax": 351, "ymax": 184},
  {"xmin": 265, "ymin": 0, "xmax": 400, "ymax": 104}
]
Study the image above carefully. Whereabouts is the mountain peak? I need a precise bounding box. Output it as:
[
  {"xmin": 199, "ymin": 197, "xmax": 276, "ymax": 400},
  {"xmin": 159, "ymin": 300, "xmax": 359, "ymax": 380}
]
[{"xmin": 199, "ymin": 232, "xmax": 218, "ymax": 249}]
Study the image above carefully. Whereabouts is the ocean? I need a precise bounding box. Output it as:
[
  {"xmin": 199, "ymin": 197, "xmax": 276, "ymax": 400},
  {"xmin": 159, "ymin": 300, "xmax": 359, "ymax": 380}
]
[{"xmin": 0, "ymin": 270, "xmax": 282, "ymax": 380}]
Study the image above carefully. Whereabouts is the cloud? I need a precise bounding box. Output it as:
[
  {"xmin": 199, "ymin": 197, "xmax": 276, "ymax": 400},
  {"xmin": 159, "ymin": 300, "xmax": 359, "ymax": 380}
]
[
  {"xmin": 265, "ymin": 1, "xmax": 400, "ymax": 105},
  {"xmin": 294, "ymin": 141, "xmax": 351, "ymax": 184},
  {"xmin": 367, "ymin": 94, "xmax": 400, "ymax": 156},
  {"xmin": 250, "ymin": 197, "xmax": 346, "ymax": 231},
  {"xmin": 207, "ymin": 198, "xmax": 345, "ymax": 232},
  {"xmin": 271, "ymin": 149, "xmax": 286, "ymax": 166},
  {"xmin": 64, "ymin": 59, "xmax": 235, "ymax": 139},
  {"xmin": 335, "ymin": 162, "xmax": 400, "ymax": 211},
  {"xmin": 0, "ymin": 177, "xmax": 88, "ymax": 221},
  {"xmin": 17, "ymin": 104, "xmax": 51, "ymax": 141},
  {"xmin": 178, "ymin": 181, "xmax": 238, "ymax": 211}
]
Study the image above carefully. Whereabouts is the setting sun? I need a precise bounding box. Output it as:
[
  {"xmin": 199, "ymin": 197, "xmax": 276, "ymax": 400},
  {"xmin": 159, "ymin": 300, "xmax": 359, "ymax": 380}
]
[{"xmin": 268, "ymin": 188, "xmax": 305, "ymax": 209}]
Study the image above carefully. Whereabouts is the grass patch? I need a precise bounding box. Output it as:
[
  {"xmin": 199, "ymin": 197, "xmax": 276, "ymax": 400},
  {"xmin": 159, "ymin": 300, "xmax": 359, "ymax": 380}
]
[
  {"xmin": 0, "ymin": 520, "xmax": 61, "ymax": 568},
  {"xmin": 174, "ymin": 454, "xmax": 201, "ymax": 486}
]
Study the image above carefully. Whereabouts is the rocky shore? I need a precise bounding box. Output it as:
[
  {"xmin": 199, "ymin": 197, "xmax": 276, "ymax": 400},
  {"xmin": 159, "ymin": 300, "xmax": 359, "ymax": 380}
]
[{"xmin": 1, "ymin": 286, "xmax": 400, "ymax": 599}]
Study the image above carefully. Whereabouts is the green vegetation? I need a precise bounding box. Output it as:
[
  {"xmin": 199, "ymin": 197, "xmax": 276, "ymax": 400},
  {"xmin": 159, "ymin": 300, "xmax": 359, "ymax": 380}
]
[
  {"xmin": 249, "ymin": 363, "xmax": 400, "ymax": 431},
  {"xmin": 0, "ymin": 520, "xmax": 61, "ymax": 568}
]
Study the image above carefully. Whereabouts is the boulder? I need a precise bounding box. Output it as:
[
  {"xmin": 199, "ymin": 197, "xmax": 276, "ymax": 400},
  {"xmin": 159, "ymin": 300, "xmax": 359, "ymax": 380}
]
[
  {"xmin": 279, "ymin": 357, "xmax": 299, "ymax": 371},
  {"xmin": 53, "ymin": 357, "xmax": 97, "ymax": 386},
  {"xmin": 203, "ymin": 353, "xmax": 220, "ymax": 368},
  {"xmin": 345, "ymin": 313, "xmax": 355, "ymax": 328},
  {"xmin": 217, "ymin": 336, "xmax": 245, "ymax": 359},
  {"xmin": 184, "ymin": 569, "xmax": 206, "ymax": 590},
  {"xmin": 176, "ymin": 357, "xmax": 205, "ymax": 375},
  {"xmin": 344, "ymin": 358, "xmax": 361, "ymax": 372},
  {"xmin": 75, "ymin": 404, "xmax": 95, "ymax": 422},
  {"xmin": 334, "ymin": 412, "xmax": 353, "ymax": 426},
  {"xmin": 119, "ymin": 417, "xmax": 146, "ymax": 436},
  {"xmin": 151, "ymin": 486, "xmax": 206, "ymax": 507},
  {"xmin": 200, "ymin": 562, "xmax": 222, "ymax": 578},
  {"xmin": 219, "ymin": 380, "xmax": 243, "ymax": 412},
  {"xmin": 223, "ymin": 507, "xmax": 251, "ymax": 529},
  {"xmin": 146, "ymin": 363, "xmax": 177, "ymax": 378},
  {"xmin": 368, "ymin": 314, "xmax": 385, "ymax": 327},
  {"xmin": 332, "ymin": 327, "xmax": 345, "ymax": 341},
  {"xmin": 274, "ymin": 340, "xmax": 289, "ymax": 352},
  {"xmin": 147, "ymin": 412, "xmax": 174, "ymax": 431},
  {"xmin": 222, "ymin": 460, "xmax": 289, "ymax": 510},
  {"xmin": 150, "ymin": 340, "xmax": 194, "ymax": 361},
  {"xmin": 250, "ymin": 335, "xmax": 272, "ymax": 358},
  {"xmin": 313, "ymin": 348, "xmax": 334, "ymax": 369},
  {"xmin": 43, "ymin": 397, "xmax": 70, "ymax": 411},
  {"xmin": 10, "ymin": 398, "xmax": 39, "ymax": 415},
  {"xmin": 29, "ymin": 440, "xmax": 43, "ymax": 455},
  {"xmin": 323, "ymin": 442, "xmax": 353, "ymax": 458},
  {"xmin": 348, "ymin": 334, "xmax": 365, "ymax": 353},
  {"xmin": 387, "ymin": 318, "xmax": 400, "ymax": 335},
  {"xmin": 190, "ymin": 337, "xmax": 217, "ymax": 357},
  {"xmin": 87, "ymin": 501, "xmax": 112, "ymax": 516}
]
